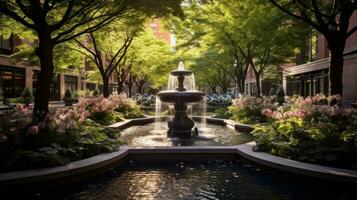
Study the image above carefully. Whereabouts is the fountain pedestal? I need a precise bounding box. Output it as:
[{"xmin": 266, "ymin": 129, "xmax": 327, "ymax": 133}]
[
  {"xmin": 157, "ymin": 62, "xmax": 204, "ymax": 138},
  {"xmin": 167, "ymin": 100, "xmax": 195, "ymax": 138}
]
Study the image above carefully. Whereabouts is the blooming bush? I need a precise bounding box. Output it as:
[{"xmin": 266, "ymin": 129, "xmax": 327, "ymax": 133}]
[
  {"xmin": 254, "ymin": 94, "xmax": 357, "ymax": 168},
  {"xmin": 207, "ymin": 94, "xmax": 234, "ymax": 106},
  {"xmin": 133, "ymin": 94, "xmax": 156, "ymax": 106},
  {"xmin": 228, "ymin": 96, "xmax": 276, "ymax": 124},
  {"xmin": 0, "ymin": 92, "xmax": 144, "ymax": 172}
]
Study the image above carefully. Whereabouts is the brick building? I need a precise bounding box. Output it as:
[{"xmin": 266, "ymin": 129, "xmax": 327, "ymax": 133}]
[
  {"xmin": 282, "ymin": 13, "xmax": 357, "ymax": 102},
  {"xmin": 0, "ymin": 20, "xmax": 172, "ymax": 100},
  {"xmin": 243, "ymin": 13, "xmax": 357, "ymax": 101}
]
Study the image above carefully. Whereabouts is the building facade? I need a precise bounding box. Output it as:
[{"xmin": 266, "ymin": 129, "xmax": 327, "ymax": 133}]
[
  {"xmin": 0, "ymin": 19, "xmax": 173, "ymax": 101},
  {"xmin": 283, "ymin": 13, "xmax": 357, "ymax": 102}
]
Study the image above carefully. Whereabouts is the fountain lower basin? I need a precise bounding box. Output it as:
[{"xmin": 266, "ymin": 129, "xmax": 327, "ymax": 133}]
[
  {"xmin": 119, "ymin": 121, "xmax": 253, "ymax": 146},
  {"xmin": 157, "ymin": 90, "xmax": 204, "ymax": 103}
]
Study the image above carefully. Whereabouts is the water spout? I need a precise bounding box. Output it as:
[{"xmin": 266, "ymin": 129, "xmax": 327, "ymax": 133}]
[
  {"xmin": 201, "ymin": 96, "xmax": 207, "ymax": 129},
  {"xmin": 154, "ymin": 96, "xmax": 163, "ymax": 131},
  {"xmin": 178, "ymin": 61, "xmax": 185, "ymax": 70}
]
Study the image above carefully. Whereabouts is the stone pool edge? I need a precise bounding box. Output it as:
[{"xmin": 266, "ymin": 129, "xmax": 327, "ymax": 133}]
[
  {"xmin": 2, "ymin": 144, "xmax": 357, "ymax": 187},
  {"xmin": 2, "ymin": 117, "xmax": 357, "ymax": 187},
  {"xmin": 236, "ymin": 142, "xmax": 357, "ymax": 183}
]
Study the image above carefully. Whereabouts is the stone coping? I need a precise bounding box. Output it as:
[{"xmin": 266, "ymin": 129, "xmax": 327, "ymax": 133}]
[
  {"xmin": 2, "ymin": 119, "xmax": 357, "ymax": 187},
  {"xmin": 236, "ymin": 142, "xmax": 357, "ymax": 183},
  {"xmin": 0, "ymin": 146, "xmax": 239, "ymax": 187},
  {"xmin": 109, "ymin": 116, "xmax": 254, "ymax": 133},
  {"xmin": 2, "ymin": 143, "xmax": 357, "ymax": 187}
]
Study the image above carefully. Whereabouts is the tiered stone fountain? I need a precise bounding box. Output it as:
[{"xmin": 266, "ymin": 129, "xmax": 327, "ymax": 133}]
[{"xmin": 157, "ymin": 62, "xmax": 205, "ymax": 138}]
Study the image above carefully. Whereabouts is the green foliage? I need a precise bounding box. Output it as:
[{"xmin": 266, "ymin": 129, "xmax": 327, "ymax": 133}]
[
  {"xmin": 253, "ymin": 96, "xmax": 357, "ymax": 168},
  {"xmin": 253, "ymin": 118, "xmax": 357, "ymax": 168},
  {"xmin": 213, "ymin": 107, "xmax": 232, "ymax": 119},
  {"xmin": 0, "ymin": 120, "xmax": 124, "ymax": 172},
  {"xmin": 93, "ymin": 89, "xmax": 99, "ymax": 97},
  {"xmin": 129, "ymin": 28, "xmax": 175, "ymax": 89},
  {"xmin": 229, "ymin": 106, "xmax": 266, "ymax": 125},
  {"xmin": 166, "ymin": 0, "xmax": 310, "ymax": 92},
  {"xmin": 116, "ymin": 102, "xmax": 145, "ymax": 119},
  {"xmin": 228, "ymin": 96, "xmax": 276, "ymax": 124},
  {"xmin": 89, "ymin": 111, "xmax": 125, "ymax": 126},
  {"xmin": 21, "ymin": 88, "xmax": 33, "ymax": 106}
]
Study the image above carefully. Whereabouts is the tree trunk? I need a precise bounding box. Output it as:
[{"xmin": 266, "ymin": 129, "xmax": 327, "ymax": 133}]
[
  {"xmin": 33, "ymin": 31, "xmax": 54, "ymax": 123},
  {"xmin": 328, "ymin": 44, "xmax": 345, "ymax": 98},
  {"xmin": 102, "ymin": 77, "xmax": 110, "ymax": 98},
  {"xmin": 240, "ymin": 80, "xmax": 245, "ymax": 94},
  {"xmin": 254, "ymin": 71, "xmax": 261, "ymax": 97},
  {"xmin": 209, "ymin": 85, "xmax": 216, "ymax": 94},
  {"xmin": 137, "ymin": 84, "xmax": 144, "ymax": 94},
  {"xmin": 117, "ymin": 82, "xmax": 124, "ymax": 94},
  {"xmin": 236, "ymin": 79, "xmax": 245, "ymax": 94},
  {"xmin": 127, "ymin": 84, "xmax": 133, "ymax": 97},
  {"xmin": 221, "ymin": 86, "xmax": 228, "ymax": 94}
]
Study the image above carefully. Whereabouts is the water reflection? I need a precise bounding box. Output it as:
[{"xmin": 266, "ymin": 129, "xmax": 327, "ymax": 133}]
[
  {"xmin": 29, "ymin": 160, "xmax": 357, "ymax": 200},
  {"xmin": 119, "ymin": 122, "xmax": 253, "ymax": 146}
]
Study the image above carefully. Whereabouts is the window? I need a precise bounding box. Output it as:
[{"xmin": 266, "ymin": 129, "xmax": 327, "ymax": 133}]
[
  {"xmin": 286, "ymin": 69, "xmax": 328, "ymax": 97},
  {"xmin": 0, "ymin": 35, "xmax": 13, "ymax": 55},
  {"xmin": 65, "ymin": 75, "xmax": 78, "ymax": 92},
  {"xmin": 0, "ymin": 66, "xmax": 25, "ymax": 98},
  {"xmin": 286, "ymin": 77, "xmax": 301, "ymax": 96}
]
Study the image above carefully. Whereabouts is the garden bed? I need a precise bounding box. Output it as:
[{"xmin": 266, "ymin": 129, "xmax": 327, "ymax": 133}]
[
  {"xmin": 0, "ymin": 93, "xmax": 144, "ymax": 172},
  {"xmin": 225, "ymin": 95, "xmax": 357, "ymax": 169}
]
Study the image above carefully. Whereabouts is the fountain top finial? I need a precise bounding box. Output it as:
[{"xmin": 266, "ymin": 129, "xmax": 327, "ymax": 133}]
[
  {"xmin": 171, "ymin": 61, "xmax": 192, "ymax": 76},
  {"xmin": 178, "ymin": 61, "xmax": 185, "ymax": 70}
]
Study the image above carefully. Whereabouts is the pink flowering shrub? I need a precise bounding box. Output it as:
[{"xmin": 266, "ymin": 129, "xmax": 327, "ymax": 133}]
[
  {"xmin": 228, "ymin": 96, "xmax": 276, "ymax": 124},
  {"xmin": 74, "ymin": 92, "xmax": 133, "ymax": 125},
  {"xmin": 254, "ymin": 94, "xmax": 357, "ymax": 168},
  {"xmin": 0, "ymin": 92, "xmax": 144, "ymax": 172}
]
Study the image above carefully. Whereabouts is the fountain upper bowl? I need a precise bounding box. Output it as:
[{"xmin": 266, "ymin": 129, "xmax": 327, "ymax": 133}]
[
  {"xmin": 170, "ymin": 69, "xmax": 193, "ymax": 76},
  {"xmin": 157, "ymin": 90, "xmax": 205, "ymax": 103}
]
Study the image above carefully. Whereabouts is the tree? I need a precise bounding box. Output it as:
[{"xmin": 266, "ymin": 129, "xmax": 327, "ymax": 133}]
[
  {"xmin": 0, "ymin": 0, "xmax": 130, "ymax": 122},
  {"xmin": 170, "ymin": 0, "xmax": 308, "ymax": 96},
  {"xmin": 0, "ymin": 0, "xmax": 183, "ymax": 122},
  {"xmin": 230, "ymin": 1, "xmax": 301, "ymax": 97},
  {"xmin": 125, "ymin": 71, "xmax": 136, "ymax": 97},
  {"xmin": 115, "ymin": 57, "xmax": 132, "ymax": 94},
  {"xmin": 74, "ymin": 20, "xmax": 142, "ymax": 97},
  {"xmin": 268, "ymin": 0, "xmax": 357, "ymax": 101},
  {"xmin": 127, "ymin": 27, "xmax": 175, "ymax": 90}
]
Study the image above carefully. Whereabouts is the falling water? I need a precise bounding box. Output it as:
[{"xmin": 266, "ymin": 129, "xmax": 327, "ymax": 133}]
[
  {"xmin": 154, "ymin": 96, "xmax": 163, "ymax": 131},
  {"xmin": 201, "ymin": 96, "xmax": 207, "ymax": 129},
  {"xmin": 187, "ymin": 104, "xmax": 193, "ymax": 117},
  {"xmin": 185, "ymin": 74, "xmax": 196, "ymax": 91},
  {"xmin": 167, "ymin": 75, "xmax": 178, "ymax": 91},
  {"xmin": 168, "ymin": 105, "xmax": 175, "ymax": 117},
  {"xmin": 155, "ymin": 61, "xmax": 203, "ymax": 132}
]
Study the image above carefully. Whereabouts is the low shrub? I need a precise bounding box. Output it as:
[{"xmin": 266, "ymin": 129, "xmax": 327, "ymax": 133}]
[
  {"xmin": 0, "ymin": 92, "xmax": 145, "ymax": 172},
  {"xmin": 0, "ymin": 119, "xmax": 123, "ymax": 172},
  {"xmin": 207, "ymin": 94, "xmax": 234, "ymax": 106},
  {"xmin": 254, "ymin": 94, "xmax": 357, "ymax": 168},
  {"xmin": 228, "ymin": 96, "xmax": 276, "ymax": 124},
  {"xmin": 133, "ymin": 94, "xmax": 156, "ymax": 106},
  {"xmin": 116, "ymin": 100, "xmax": 145, "ymax": 119},
  {"xmin": 213, "ymin": 107, "xmax": 232, "ymax": 119}
]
